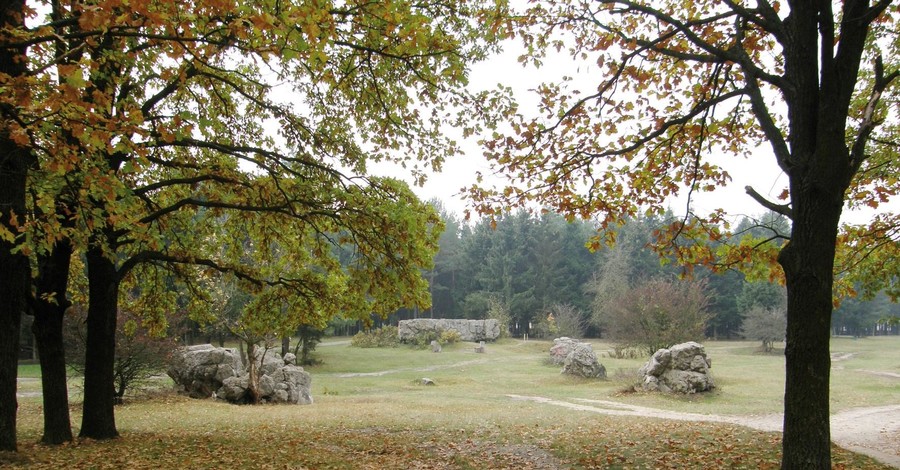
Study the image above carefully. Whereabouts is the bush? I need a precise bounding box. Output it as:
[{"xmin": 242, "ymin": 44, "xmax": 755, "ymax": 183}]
[
  {"xmin": 413, "ymin": 330, "xmax": 442, "ymax": 349},
  {"xmin": 486, "ymin": 296, "xmax": 512, "ymax": 338},
  {"xmin": 547, "ymin": 303, "xmax": 588, "ymax": 338},
  {"xmin": 350, "ymin": 326, "xmax": 399, "ymax": 348},
  {"xmin": 740, "ymin": 306, "xmax": 786, "ymax": 353},
  {"xmin": 610, "ymin": 345, "xmax": 644, "ymax": 359},
  {"xmin": 439, "ymin": 329, "xmax": 462, "ymax": 344},
  {"xmin": 601, "ymin": 277, "xmax": 710, "ymax": 355},
  {"xmin": 65, "ymin": 305, "xmax": 179, "ymax": 403},
  {"xmin": 611, "ymin": 367, "xmax": 642, "ymax": 394},
  {"xmin": 409, "ymin": 329, "xmax": 461, "ymax": 349}
]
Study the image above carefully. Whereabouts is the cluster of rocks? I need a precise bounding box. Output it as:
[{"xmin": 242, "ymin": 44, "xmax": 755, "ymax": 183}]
[
  {"xmin": 549, "ymin": 337, "xmax": 607, "ymax": 379},
  {"xmin": 638, "ymin": 341, "xmax": 714, "ymax": 394},
  {"xmin": 398, "ymin": 318, "xmax": 500, "ymax": 342},
  {"xmin": 167, "ymin": 344, "xmax": 313, "ymax": 404}
]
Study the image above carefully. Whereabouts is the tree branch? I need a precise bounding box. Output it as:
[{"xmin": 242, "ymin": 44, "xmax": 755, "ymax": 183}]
[{"xmin": 745, "ymin": 185, "xmax": 792, "ymax": 219}]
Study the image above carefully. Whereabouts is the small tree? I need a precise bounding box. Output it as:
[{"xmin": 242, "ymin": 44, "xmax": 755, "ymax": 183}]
[
  {"xmin": 545, "ymin": 303, "xmax": 587, "ymax": 338},
  {"xmin": 292, "ymin": 325, "xmax": 323, "ymax": 366},
  {"xmin": 65, "ymin": 307, "xmax": 178, "ymax": 403},
  {"xmin": 741, "ymin": 306, "xmax": 787, "ymax": 353},
  {"xmin": 531, "ymin": 312, "xmax": 560, "ymax": 339},
  {"xmin": 605, "ymin": 278, "xmax": 710, "ymax": 355},
  {"xmin": 485, "ymin": 295, "xmax": 512, "ymax": 338}
]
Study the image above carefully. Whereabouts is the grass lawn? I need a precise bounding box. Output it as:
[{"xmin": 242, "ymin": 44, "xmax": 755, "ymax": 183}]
[{"xmin": 6, "ymin": 336, "xmax": 898, "ymax": 469}]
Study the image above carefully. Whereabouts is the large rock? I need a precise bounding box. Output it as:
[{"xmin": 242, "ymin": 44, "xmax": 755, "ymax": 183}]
[
  {"xmin": 254, "ymin": 348, "xmax": 287, "ymax": 376},
  {"xmin": 561, "ymin": 342, "xmax": 607, "ymax": 378},
  {"xmin": 218, "ymin": 374, "xmax": 251, "ymax": 402},
  {"xmin": 398, "ymin": 318, "xmax": 500, "ymax": 342},
  {"xmin": 638, "ymin": 342, "xmax": 714, "ymax": 394},
  {"xmin": 269, "ymin": 365, "xmax": 313, "ymax": 404},
  {"xmin": 167, "ymin": 344, "xmax": 243, "ymax": 398},
  {"xmin": 169, "ymin": 344, "xmax": 312, "ymax": 404},
  {"xmin": 549, "ymin": 337, "xmax": 580, "ymax": 365}
]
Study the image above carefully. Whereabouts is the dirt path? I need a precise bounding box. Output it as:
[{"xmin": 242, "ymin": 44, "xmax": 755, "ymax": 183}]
[
  {"xmin": 333, "ymin": 359, "xmax": 490, "ymax": 378},
  {"xmin": 508, "ymin": 394, "xmax": 900, "ymax": 468}
]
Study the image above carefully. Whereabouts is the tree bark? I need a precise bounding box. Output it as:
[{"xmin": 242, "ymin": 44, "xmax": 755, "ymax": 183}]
[
  {"xmin": 0, "ymin": 163, "xmax": 27, "ymax": 451},
  {"xmin": 32, "ymin": 238, "xmax": 74, "ymax": 444},
  {"xmin": 246, "ymin": 341, "xmax": 260, "ymax": 404},
  {"xmin": 80, "ymin": 241, "xmax": 120, "ymax": 439},
  {"xmin": 779, "ymin": 179, "xmax": 844, "ymax": 468},
  {"xmin": 0, "ymin": 0, "xmax": 29, "ymax": 451}
]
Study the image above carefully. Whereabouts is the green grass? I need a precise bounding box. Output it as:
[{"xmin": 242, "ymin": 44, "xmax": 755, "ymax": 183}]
[
  {"xmin": 8, "ymin": 336, "xmax": 898, "ymax": 469},
  {"xmin": 16, "ymin": 363, "xmax": 42, "ymax": 379}
]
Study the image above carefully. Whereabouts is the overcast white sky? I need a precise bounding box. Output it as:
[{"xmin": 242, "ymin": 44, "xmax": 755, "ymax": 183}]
[
  {"xmin": 372, "ymin": 44, "xmax": 800, "ymax": 225},
  {"xmin": 373, "ymin": 39, "xmax": 888, "ymax": 228}
]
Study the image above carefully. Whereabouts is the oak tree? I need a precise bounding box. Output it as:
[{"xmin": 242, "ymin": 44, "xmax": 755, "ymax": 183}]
[
  {"xmin": 1, "ymin": 0, "xmax": 506, "ymax": 446},
  {"xmin": 0, "ymin": 0, "xmax": 29, "ymax": 452},
  {"xmin": 472, "ymin": 1, "xmax": 899, "ymax": 467}
]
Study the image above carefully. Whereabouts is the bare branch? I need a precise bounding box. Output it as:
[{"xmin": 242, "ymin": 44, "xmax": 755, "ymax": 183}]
[{"xmin": 745, "ymin": 185, "xmax": 792, "ymax": 219}]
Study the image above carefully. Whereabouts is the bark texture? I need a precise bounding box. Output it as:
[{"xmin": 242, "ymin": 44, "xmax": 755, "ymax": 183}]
[
  {"xmin": 776, "ymin": 3, "xmax": 872, "ymax": 466},
  {"xmin": 79, "ymin": 241, "xmax": 120, "ymax": 439},
  {"xmin": 33, "ymin": 238, "xmax": 75, "ymax": 444},
  {"xmin": 0, "ymin": 0, "xmax": 29, "ymax": 452}
]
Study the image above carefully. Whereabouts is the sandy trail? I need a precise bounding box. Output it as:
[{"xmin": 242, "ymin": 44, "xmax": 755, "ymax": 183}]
[
  {"xmin": 508, "ymin": 394, "xmax": 900, "ymax": 468},
  {"xmin": 333, "ymin": 359, "xmax": 490, "ymax": 378}
]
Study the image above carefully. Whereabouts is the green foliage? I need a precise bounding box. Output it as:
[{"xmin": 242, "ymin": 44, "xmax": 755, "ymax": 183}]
[
  {"xmin": 485, "ymin": 296, "xmax": 512, "ymax": 338},
  {"xmin": 350, "ymin": 326, "xmax": 399, "ymax": 348},
  {"xmin": 294, "ymin": 325, "xmax": 324, "ymax": 366},
  {"xmin": 439, "ymin": 329, "xmax": 462, "ymax": 345},
  {"xmin": 737, "ymin": 281, "xmax": 787, "ymax": 315},
  {"xmin": 530, "ymin": 312, "xmax": 559, "ymax": 339},
  {"xmin": 433, "ymin": 210, "xmax": 598, "ymax": 331},
  {"xmin": 412, "ymin": 330, "xmax": 442, "ymax": 349}
]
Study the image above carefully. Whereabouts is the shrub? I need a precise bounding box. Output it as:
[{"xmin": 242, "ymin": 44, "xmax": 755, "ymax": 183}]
[
  {"xmin": 740, "ymin": 306, "xmax": 786, "ymax": 353},
  {"xmin": 65, "ymin": 305, "xmax": 179, "ymax": 403},
  {"xmin": 531, "ymin": 312, "xmax": 559, "ymax": 339},
  {"xmin": 486, "ymin": 296, "xmax": 512, "ymax": 338},
  {"xmin": 413, "ymin": 330, "xmax": 442, "ymax": 349},
  {"xmin": 350, "ymin": 326, "xmax": 399, "ymax": 348},
  {"xmin": 601, "ymin": 277, "xmax": 710, "ymax": 355},
  {"xmin": 439, "ymin": 329, "xmax": 462, "ymax": 344},
  {"xmin": 547, "ymin": 303, "xmax": 588, "ymax": 338},
  {"xmin": 611, "ymin": 367, "xmax": 642, "ymax": 394}
]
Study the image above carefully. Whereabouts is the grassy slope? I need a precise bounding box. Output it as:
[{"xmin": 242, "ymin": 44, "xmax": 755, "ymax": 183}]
[{"xmin": 6, "ymin": 336, "xmax": 897, "ymax": 469}]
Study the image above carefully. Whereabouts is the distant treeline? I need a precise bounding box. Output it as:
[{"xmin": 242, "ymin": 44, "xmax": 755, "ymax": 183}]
[{"xmin": 378, "ymin": 203, "xmax": 900, "ymax": 339}]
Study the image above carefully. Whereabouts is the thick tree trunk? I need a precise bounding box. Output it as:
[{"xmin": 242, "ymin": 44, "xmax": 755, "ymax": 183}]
[
  {"xmin": 0, "ymin": 191, "xmax": 26, "ymax": 452},
  {"xmin": 32, "ymin": 239, "xmax": 74, "ymax": 444},
  {"xmin": 0, "ymin": 0, "xmax": 29, "ymax": 451},
  {"xmin": 779, "ymin": 189, "xmax": 842, "ymax": 468},
  {"xmin": 80, "ymin": 242, "xmax": 119, "ymax": 439}
]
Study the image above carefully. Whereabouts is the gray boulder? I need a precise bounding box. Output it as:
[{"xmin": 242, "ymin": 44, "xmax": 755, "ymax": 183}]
[
  {"xmin": 561, "ymin": 343, "xmax": 607, "ymax": 379},
  {"xmin": 252, "ymin": 348, "xmax": 286, "ymax": 376},
  {"xmin": 268, "ymin": 365, "xmax": 313, "ymax": 404},
  {"xmin": 170, "ymin": 344, "xmax": 312, "ymax": 404},
  {"xmin": 638, "ymin": 342, "xmax": 714, "ymax": 393},
  {"xmin": 549, "ymin": 337, "xmax": 580, "ymax": 365},
  {"xmin": 167, "ymin": 344, "xmax": 243, "ymax": 398},
  {"xmin": 398, "ymin": 318, "xmax": 500, "ymax": 342},
  {"xmin": 283, "ymin": 353, "xmax": 297, "ymax": 365},
  {"xmin": 218, "ymin": 374, "xmax": 251, "ymax": 402}
]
